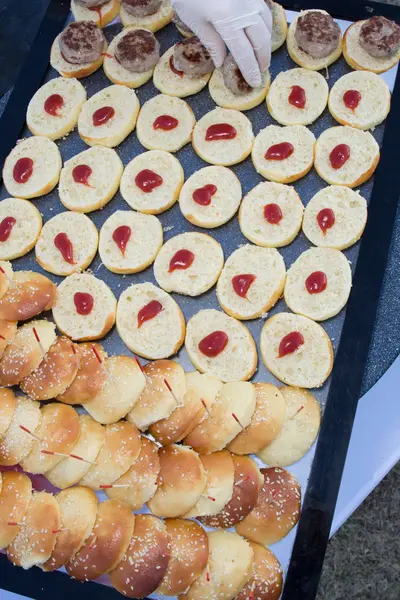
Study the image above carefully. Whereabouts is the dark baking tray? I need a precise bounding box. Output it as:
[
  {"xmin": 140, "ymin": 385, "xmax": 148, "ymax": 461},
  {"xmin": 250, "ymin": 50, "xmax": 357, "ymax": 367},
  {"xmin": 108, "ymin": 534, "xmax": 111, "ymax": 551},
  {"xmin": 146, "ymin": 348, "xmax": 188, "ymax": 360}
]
[{"xmin": 0, "ymin": 0, "xmax": 399, "ymax": 598}]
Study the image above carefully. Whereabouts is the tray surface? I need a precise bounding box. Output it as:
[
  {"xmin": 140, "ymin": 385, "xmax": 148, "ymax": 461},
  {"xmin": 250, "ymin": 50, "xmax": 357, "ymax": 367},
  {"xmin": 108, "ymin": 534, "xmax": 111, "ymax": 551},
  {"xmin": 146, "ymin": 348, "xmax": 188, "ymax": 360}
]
[{"xmin": 0, "ymin": 4, "xmax": 399, "ymax": 600}]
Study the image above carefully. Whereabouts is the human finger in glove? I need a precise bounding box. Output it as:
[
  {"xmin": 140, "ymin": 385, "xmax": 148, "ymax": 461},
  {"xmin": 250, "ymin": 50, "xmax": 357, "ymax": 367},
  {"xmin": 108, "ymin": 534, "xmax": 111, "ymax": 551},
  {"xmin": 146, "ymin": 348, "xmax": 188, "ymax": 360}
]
[{"xmin": 171, "ymin": 0, "xmax": 273, "ymax": 88}]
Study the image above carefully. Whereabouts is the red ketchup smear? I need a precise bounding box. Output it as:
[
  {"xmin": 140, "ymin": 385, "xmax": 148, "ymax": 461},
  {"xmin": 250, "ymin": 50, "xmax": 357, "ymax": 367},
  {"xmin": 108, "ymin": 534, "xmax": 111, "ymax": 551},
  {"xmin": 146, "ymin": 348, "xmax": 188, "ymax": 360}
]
[
  {"xmin": 168, "ymin": 249, "xmax": 195, "ymax": 273},
  {"xmin": 199, "ymin": 331, "xmax": 229, "ymax": 358},
  {"xmin": 278, "ymin": 331, "xmax": 304, "ymax": 358},
  {"xmin": 329, "ymin": 144, "xmax": 350, "ymax": 169},
  {"xmin": 89, "ymin": 6, "xmax": 102, "ymax": 27},
  {"xmin": 205, "ymin": 124, "xmax": 237, "ymax": 141},
  {"xmin": 135, "ymin": 169, "xmax": 163, "ymax": 193},
  {"xmin": 305, "ymin": 271, "xmax": 328, "ymax": 294},
  {"xmin": 13, "ymin": 157, "xmax": 34, "ymax": 184},
  {"xmin": 44, "ymin": 94, "xmax": 64, "ymax": 117},
  {"xmin": 317, "ymin": 208, "xmax": 335, "ymax": 234},
  {"xmin": 92, "ymin": 106, "xmax": 115, "ymax": 127},
  {"xmin": 232, "ymin": 274, "xmax": 256, "ymax": 298},
  {"xmin": 343, "ymin": 89, "xmax": 361, "ymax": 111},
  {"xmin": 0, "ymin": 217, "xmax": 16, "ymax": 242},
  {"xmin": 137, "ymin": 300, "xmax": 163, "ymax": 328},
  {"xmin": 72, "ymin": 164, "xmax": 93, "ymax": 187},
  {"xmin": 74, "ymin": 292, "xmax": 94, "ymax": 316},
  {"xmin": 153, "ymin": 115, "xmax": 179, "ymax": 131},
  {"xmin": 112, "ymin": 225, "xmax": 131, "ymax": 256},
  {"xmin": 288, "ymin": 85, "xmax": 306, "ymax": 109},
  {"xmin": 54, "ymin": 232, "xmax": 75, "ymax": 265},
  {"xmin": 193, "ymin": 184, "xmax": 217, "ymax": 206},
  {"xmin": 265, "ymin": 142, "xmax": 294, "ymax": 161},
  {"xmin": 264, "ymin": 203, "xmax": 283, "ymax": 225},
  {"xmin": 169, "ymin": 55, "xmax": 184, "ymax": 77}
]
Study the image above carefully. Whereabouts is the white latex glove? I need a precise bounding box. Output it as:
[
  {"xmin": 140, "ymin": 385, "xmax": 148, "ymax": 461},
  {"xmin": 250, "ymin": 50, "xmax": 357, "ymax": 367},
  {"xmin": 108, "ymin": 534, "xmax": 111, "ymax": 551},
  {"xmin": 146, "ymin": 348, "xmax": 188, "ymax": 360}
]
[{"xmin": 171, "ymin": 0, "xmax": 272, "ymax": 87}]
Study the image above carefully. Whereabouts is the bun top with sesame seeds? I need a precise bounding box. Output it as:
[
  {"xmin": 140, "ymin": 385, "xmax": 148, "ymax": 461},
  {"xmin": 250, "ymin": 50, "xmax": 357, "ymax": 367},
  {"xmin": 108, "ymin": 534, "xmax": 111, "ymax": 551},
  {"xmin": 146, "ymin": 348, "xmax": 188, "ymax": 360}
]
[
  {"xmin": 199, "ymin": 455, "xmax": 263, "ymax": 529},
  {"xmin": 147, "ymin": 444, "xmax": 207, "ymax": 518},
  {"xmin": 157, "ymin": 518, "xmax": 209, "ymax": 596},
  {"xmin": 236, "ymin": 466, "xmax": 301, "ymax": 545},
  {"xmin": 108, "ymin": 513, "xmax": 171, "ymax": 599},
  {"xmin": 0, "ymin": 271, "xmax": 56, "ymax": 322},
  {"xmin": 66, "ymin": 499, "xmax": 135, "ymax": 581}
]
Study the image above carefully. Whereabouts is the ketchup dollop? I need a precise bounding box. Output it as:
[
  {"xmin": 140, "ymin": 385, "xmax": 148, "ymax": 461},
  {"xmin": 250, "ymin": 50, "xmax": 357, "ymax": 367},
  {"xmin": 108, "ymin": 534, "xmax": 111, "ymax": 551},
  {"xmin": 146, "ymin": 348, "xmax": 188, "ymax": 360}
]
[
  {"xmin": 137, "ymin": 300, "xmax": 163, "ymax": 328},
  {"xmin": 193, "ymin": 184, "xmax": 217, "ymax": 206},
  {"xmin": 153, "ymin": 115, "xmax": 179, "ymax": 131},
  {"xmin": 232, "ymin": 274, "xmax": 256, "ymax": 298},
  {"xmin": 264, "ymin": 203, "xmax": 283, "ymax": 225},
  {"xmin": 169, "ymin": 55, "xmax": 184, "ymax": 77},
  {"xmin": 92, "ymin": 106, "xmax": 115, "ymax": 127},
  {"xmin": 329, "ymin": 144, "xmax": 350, "ymax": 169},
  {"xmin": 288, "ymin": 85, "xmax": 306, "ymax": 109},
  {"xmin": 112, "ymin": 225, "xmax": 131, "ymax": 256},
  {"xmin": 135, "ymin": 169, "xmax": 163, "ymax": 193},
  {"xmin": 265, "ymin": 142, "xmax": 294, "ymax": 161},
  {"xmin": 72, "ymin": 164, "xmax": 92, "ymax": 187},
  {"xmin": 13, "ymin": 157, "xmax": 34, "ymax": 184},
  {"xmin": 305, "ymin": 271, "xmax": 327, "ymax": 294},
  {"xmin": 278, "ymin": 331, "xmax": 304, "ymax": 358},
  {"xmin": 343, "ymin": 89, "xmax": 361, "ymax": 111},
  {"xmin": 44, "ymin": 94, "xmax": 64, "ymax": 117},
  {"xmin": 0, "ymin": 217, "xmax": 16, "ymax": 242},
  {"xmin": 54, "ymin": 232, "xmax": 75, "ymax": 265},
  {"xmin": 205, "ymin": 124, "xmax": 237, "ymax": 141},
  {"xmin": 74, "ymin": 292, "xmax": 94, "ymax": 315},
  {"xmin": 168, "ymin": 249, "xmax": 195, "ymax": 273},
  {"xmin": 199, "ymin": 331, "xmax": 228, "ymax": 358},
  {"xmin": 317, "ymin": 208, "xmax": 335, "ymax": 234}
]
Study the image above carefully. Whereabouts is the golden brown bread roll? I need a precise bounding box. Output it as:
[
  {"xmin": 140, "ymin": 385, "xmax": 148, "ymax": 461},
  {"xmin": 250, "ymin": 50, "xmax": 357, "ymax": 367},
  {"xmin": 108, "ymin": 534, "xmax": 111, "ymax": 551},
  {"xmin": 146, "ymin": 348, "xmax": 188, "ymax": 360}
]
[
  {"xmin": 234, "ymin": 542, "xmax": 283, "ymax": 600},
  {"xmin": 147, "ymin": 444, "xmax": 206, "ymax": 518},
  {"xmin": 57, "ymin": 342, "xmax": 107, "ymax": 405},
  {"xmin": 104, "ymin": 436, "xmax": 160, "ymax": 510},
  {"xmin": 184, "ymin": 382, "xmax": 256, "ymax": 454},
  {"xmin": 20, "ymin": 337, "xmax": 81, "ymax": 401},
  {"xmin": 236, "ymin": 467, "xmax": 301, "ymax": 545},
  {"xmin": 227, "ymin": 383, "xmax": 287, "ymax": 455},
  {"xmin": 157, "ymin": 518, "xmax": 209, "ymax": 596},
  {"xmin": 42, "ymin": 486, "xmax": 98, "ymax": 572},
  {"xmin": 184, "ymin": 450, "xmax": 235, "ymax": 519},
  {"xmin": 200, "ymin": 455, "xmax": 263, "ymax": 529},
  {"xmin": 66, "ymin": 499, "xmax": 134, "ymax": 581},
  {"xmin": 0, "ymin": 387, "xmax": 16, "ymax": 436},
  {"xmin": 181, "ymin": 530, "xmax": 254, "ymax": 600},
  {"xmin": 149, "ymin": 386, "xmax": 206, "ymax": 445},
  {"xmin": 7, "ymin": 491, "xmax": 61, "ymax": 569},
  {"xmin": 0, "ymin": 320, "xmax": 57, "ymax": 387},
  {"xmin": 0, "ymin": 472, "xmax": 32, "ymax": 549},
  {"xmin": 127, "ymin": 359, "xmax": 186, "ymax": 431},
  {"xmin": 108, "ymin": 514, "xmax": 171, "ymax": 599},
  {"xmin": 79, "ymin": 421, "xmax": 141, "ymax": 489},
  {"xmin": 83, "ymin": 355, "xmax": 146, "ymax": 424},
  {"xmin": 46, "ymin": 414, "xmax": 105, "ymax": 489},
  {"xmin": 0, "ymin": 396, "xmax": 41, "ymax": 466},
  {"xmin": 0, "ymin": 271, "xmax": 56, "ymax": 321},
  {"xmin": 0, "ymin": 320, "xmax": 17, "ymax": 361},
  {"xmin": 21, "ymin": 403, "xmax": 80, "ymax": 474}
]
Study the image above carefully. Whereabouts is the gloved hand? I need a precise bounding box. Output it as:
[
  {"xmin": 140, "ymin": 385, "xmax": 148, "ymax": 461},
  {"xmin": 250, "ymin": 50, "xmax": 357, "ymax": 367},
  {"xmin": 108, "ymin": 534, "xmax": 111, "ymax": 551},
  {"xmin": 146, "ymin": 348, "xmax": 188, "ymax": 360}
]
[{"xmin": 171, "ymin": 0, "xmax": 272, "ymax": 88}]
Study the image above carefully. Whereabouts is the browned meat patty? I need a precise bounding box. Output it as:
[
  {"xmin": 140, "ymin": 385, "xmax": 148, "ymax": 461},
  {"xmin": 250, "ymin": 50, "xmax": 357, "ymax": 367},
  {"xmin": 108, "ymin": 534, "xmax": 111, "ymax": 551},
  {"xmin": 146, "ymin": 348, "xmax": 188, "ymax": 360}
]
[
  {"xmin": 359, "ymin": 16, "xmax": 400, "ymax": 58},
  {"xmin": 222, "ymin": 55, "xmax": 252, "ymax": 95},
  {"xmin": 294, "ymin": 11, "xmax": 341, "ymax": 59},
  {"xmin": 173, "ymin": 13, "xmax": 194, "ymax": 37},
  {"xmin": 115, "ymin": 29, "xmax": 160, "ymax": 73},
  {"xmin": 173, "ymin": 36, "xmax": 214, "ymax": 79},
  {"xmin": 74, "ymin": 0, "xmax": 110, "ymax": 8},
  {"xmin": 59, "ymin": 21, "xmax": 105, "ymax": 64},
  {"xmin": 121, "ymin": 0, "xmax": 162, "ymax": 17}
]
